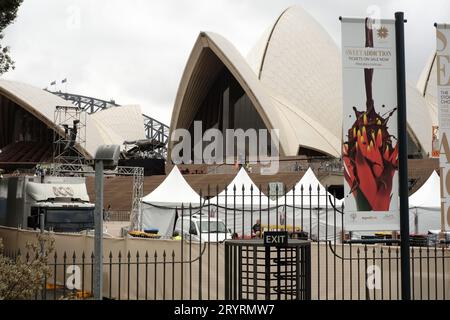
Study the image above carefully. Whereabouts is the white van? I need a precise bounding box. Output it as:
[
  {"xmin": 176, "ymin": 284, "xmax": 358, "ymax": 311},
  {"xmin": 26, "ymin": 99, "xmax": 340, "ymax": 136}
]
[{"xmin": 174, "ymin": 214, "xmax": 232, "ymax": 242}]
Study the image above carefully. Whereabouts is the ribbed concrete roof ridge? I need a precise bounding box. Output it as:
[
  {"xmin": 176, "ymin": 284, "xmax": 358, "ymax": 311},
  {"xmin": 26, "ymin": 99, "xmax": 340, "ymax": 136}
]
[{"xmin": 247, "ymin": 6, "xmax": 342, "ymax": 156}]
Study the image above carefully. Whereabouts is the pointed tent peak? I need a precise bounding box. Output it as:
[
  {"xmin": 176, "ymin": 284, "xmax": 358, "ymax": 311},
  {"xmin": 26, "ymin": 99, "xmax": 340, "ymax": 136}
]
[
  {"xmin": 224, "ymin": 167, "xmax": 262, "ymax": 194},
  {"xmin": 409, "ymin": 170, "xmax": 440, "ymax": 208},
  {"xmin": 142, "ymin": 165, "xmax": 200, "ymax": 204},
  {"xmin": 413, "ymin": 170, "xmax": 440, "ymax": 194},
  {"xmin": 167, "ymin": 164, "xmax": 182, "ymax": 177},
  {"xmin": 278, "ymin": 167, "xmax": 339, "ymax": 206},
  {"xmin": 212, "ymin": 167, "xmax": 274, "ymax": 205},
  {"xmin": 155, "ymin": 165, "xmax": 186, "ymax": 186},
  {"xmin": 284, "ymin": 167, "xmax": 328, "ymax": 197},
  {"xmin": 301, "ymin": 167, "xmax": 317, "ymax": 182},
  {"xmin": 429, "ymin": 170, "xmax": 440, "ymax": 182},
  {"xmin": 298, "ymin": 168, "xmax": 325, "ymax": 191}
]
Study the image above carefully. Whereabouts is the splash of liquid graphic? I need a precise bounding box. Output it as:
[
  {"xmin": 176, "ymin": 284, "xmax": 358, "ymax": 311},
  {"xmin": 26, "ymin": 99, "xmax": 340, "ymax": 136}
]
[{"xmin": 342, "ymin": 18, "xmax": 398, "ymax": 211}]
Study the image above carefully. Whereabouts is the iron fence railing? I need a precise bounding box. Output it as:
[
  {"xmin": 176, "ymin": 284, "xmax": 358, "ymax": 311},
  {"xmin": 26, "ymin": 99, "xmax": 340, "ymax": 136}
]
[
  {"xmin": 4, "ymin": 242, "xmax": 448, "ymax": 300},
  {"xmin": 2, "ymin": 184, "xmax": 449, "ymax": 300}
]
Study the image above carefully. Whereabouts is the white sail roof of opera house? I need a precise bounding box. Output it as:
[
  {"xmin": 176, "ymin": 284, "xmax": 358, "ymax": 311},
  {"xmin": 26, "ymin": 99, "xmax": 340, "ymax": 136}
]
[
  {"xmin": 170, "ymin": 5, "xmax": 436, "ymax": 158},
  {"xmin": 0, "ymin": 79, "xmax": 146, "ymax": 158},
  {"xmin": 417, "ymin": 53, "xmax": 439, "ymax": 123}
]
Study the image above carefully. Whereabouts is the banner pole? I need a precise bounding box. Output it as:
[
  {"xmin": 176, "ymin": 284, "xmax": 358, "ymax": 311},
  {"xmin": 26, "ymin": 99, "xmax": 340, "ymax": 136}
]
[{"xmin": 394, "ymin": 11, "xmax": 411, "ymax": 300}]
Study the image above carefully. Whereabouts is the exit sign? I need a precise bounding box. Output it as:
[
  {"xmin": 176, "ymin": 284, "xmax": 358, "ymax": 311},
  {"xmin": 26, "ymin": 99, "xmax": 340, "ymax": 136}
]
[{"xmin": 264, "ymin": 231, "xmax": 288, "ymax": 247}]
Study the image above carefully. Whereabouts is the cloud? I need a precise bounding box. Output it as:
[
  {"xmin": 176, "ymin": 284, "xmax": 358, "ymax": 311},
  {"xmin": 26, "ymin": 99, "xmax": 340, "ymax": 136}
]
[{"xmin": 2, "ymin": 0, "xmax": 449, "ymax": 124}]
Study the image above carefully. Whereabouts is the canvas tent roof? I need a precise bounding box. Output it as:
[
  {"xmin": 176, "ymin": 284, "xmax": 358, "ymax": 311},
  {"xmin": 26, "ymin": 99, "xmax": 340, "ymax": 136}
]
[
  {"xmin": 142, "ymin": 166, "xmax": 200, "ymax": 204},
  {"xmin": 280, "ymin": 168, "xmax": 342, "ymax": 207},
  {"xmin": 210, "ymin": 168, "xmax": 274, "ymax": 206},
  {"xmin": 409, "ymin": 171, "xmax": 440, "ymax": 208}
]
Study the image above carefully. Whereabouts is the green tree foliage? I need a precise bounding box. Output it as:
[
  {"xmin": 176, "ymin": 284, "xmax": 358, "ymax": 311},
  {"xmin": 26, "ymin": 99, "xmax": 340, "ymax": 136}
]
[{"xmin": 0, "ymin": 0, "xmax": 23, "ymax": 75}]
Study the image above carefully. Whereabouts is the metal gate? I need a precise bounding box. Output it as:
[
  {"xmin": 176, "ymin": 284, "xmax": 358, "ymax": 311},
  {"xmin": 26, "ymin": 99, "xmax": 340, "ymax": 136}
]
[{"xmin": 224, "ymin": 239, "xmax": 311, "ymax": 300}]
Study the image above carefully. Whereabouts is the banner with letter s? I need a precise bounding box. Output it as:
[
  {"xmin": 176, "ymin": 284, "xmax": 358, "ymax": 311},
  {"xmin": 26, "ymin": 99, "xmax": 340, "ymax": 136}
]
[{"xmin": 436, "ymin": 24, "xmax": 450, "ymax": 231}]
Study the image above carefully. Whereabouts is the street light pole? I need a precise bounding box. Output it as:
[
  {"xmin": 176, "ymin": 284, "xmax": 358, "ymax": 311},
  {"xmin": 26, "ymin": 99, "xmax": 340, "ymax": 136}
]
[
  {"xmin": 93, "ymin": 159, "xmax": 104, "ymax": 300},
  {"xmin": 92, "ymin": 144, "xmax": 120, "ymax": 300}
]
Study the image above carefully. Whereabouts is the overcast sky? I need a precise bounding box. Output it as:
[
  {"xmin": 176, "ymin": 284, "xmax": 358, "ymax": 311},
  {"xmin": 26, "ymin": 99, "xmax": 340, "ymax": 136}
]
[{"xmin": 2, "ymin": 0, "xmax": 449, "ymax": 124}]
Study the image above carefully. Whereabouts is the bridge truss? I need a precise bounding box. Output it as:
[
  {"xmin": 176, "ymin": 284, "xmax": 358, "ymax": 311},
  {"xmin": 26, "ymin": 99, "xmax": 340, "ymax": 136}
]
[{"xmin": 50, "ymin": 91, "xmax": 169, "ymax": 159}]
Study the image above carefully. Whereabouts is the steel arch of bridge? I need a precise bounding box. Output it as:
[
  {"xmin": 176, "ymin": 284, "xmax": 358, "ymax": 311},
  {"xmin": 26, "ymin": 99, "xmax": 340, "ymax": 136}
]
[{"xmin": 50, "ymin": 91, "xmax": 169, "ymax": 158}]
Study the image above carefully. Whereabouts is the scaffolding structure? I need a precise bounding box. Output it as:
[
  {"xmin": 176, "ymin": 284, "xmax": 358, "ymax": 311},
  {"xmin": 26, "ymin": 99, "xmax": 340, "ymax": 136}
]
[
  {"xmin": 50, "ymin": 99, "xmax": 148, "ymax": 230},
  {"xmin": 125, "ymin": 166, "xmax": 144, "ymax": 231},
  {"xmin": 52, "ymin": 106, "xmax": 87, "ymax": 174}
]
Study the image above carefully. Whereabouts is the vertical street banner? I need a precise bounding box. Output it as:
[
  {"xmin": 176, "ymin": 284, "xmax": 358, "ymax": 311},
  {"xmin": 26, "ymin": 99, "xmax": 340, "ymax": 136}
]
[
  {"xmin": 341, "ymin": 17, "xmax": 400, "ymax": 231},
  {"xmin": 436, "ymin": 24, "xmax": 450, "ymax": 231}
]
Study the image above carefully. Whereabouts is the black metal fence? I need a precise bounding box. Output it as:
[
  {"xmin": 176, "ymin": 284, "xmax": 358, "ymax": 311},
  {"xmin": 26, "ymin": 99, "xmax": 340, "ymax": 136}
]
[
  {"xmin": 2, "ymin": 183, "xmax": 450, "ymax": 300},
  {"xmin": 4, "ymin": 242, "xmax": 448, "ymax": 300}
]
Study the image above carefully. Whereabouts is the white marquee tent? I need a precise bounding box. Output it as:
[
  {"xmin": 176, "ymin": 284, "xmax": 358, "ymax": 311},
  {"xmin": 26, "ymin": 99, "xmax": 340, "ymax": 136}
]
[
  {"xmin": 275, "ymin": 168, "xmax": 343, "ymax": 240},
  {"xmin": 141, "ymin": 166, "xmax": 201, "ymax": 237},
  {"xmin": 408, "ymin": 171, "xmax": 441, "ymax": 234},
  {"xmin": 205, "ymin": 168, "xmax": 276, "ymax": 237}
]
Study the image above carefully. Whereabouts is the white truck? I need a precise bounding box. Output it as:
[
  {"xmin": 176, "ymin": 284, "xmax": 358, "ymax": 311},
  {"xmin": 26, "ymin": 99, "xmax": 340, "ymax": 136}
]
[
  {"xmin": 174, "ymin": 214, "xmax": 232, "ymax": 242},
  {"xmin": 0, "ymin": 175, "xmax": 95, "ymax": 232}
]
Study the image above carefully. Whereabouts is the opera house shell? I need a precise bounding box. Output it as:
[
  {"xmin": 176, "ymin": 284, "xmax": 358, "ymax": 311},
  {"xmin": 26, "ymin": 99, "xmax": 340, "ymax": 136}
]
[
  {"xmin": 0, "ymin": 79, "xmax": 146, "ymax": 165},
  {"xmin": 169, "ymin": 6, "xmax": 437, "ymax": 159}
]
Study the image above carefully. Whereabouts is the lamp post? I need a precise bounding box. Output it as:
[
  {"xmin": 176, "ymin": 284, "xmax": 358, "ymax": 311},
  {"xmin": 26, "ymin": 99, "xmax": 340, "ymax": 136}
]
[
  {"xmin": 93, "ymin": 145, "xmax": 120, "ymax": 300},
  {"xmin": 395, "ymin": 11, "xmax": 411, "ymax": 300}
]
